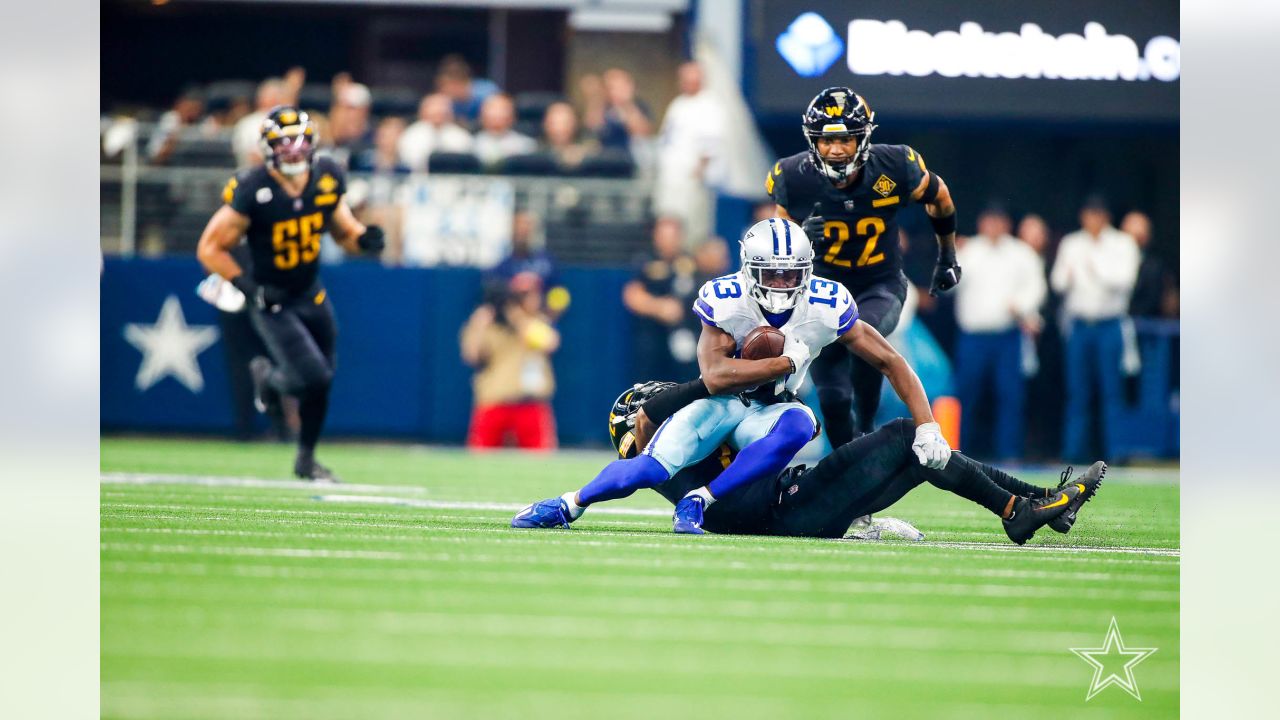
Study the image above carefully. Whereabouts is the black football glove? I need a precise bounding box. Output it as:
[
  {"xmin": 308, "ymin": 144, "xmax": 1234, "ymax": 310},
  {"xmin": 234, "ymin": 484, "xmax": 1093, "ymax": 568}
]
[
  {"xmin": 929, "ymin": 249, "xmax": 963, "ymax": 296},
  {"xmin": 357, "ymin": 225, "xmax": 385, "ymax": 254},
  {"xmin": 800, "ymin": 202, "xmax": 826, "ymax": 249}
]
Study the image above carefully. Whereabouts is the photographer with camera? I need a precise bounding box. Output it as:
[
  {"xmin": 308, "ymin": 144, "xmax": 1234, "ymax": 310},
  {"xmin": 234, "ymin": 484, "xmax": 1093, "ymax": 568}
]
[{"xmin": 460, "ymin": 272, "xmax": 561, "ymax": 450}]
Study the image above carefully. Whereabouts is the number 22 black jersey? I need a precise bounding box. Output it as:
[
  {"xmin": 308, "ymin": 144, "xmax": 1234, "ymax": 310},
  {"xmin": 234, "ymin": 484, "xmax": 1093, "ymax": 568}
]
[
  {"xmin": 222, "ymin": 155, "xmax": 348, "ymax": 294},
  {"xmin": 767, "ymin": 144, "xmax": 928, "ymax": 290}
]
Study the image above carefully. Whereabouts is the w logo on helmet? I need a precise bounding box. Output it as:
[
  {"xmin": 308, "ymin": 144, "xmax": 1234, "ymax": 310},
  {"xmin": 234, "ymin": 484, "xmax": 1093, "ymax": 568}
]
[{"xmin": 823, "ymin": 106, "xmax": 843, "ymax": 117}]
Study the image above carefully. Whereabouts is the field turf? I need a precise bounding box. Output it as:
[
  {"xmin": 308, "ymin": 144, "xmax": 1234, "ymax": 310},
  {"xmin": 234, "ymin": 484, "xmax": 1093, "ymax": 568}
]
[{"xmin": 101, "ymin": 437, "xmax": 1179, "ymax": 719}]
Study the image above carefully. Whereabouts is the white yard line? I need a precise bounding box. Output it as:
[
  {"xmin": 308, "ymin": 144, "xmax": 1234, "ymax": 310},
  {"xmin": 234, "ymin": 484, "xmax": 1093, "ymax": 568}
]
[
  {"xmin": 101, "ymin": 472, "xmax": 426, "ymax": 495},
  {"xmin": 102, "ymin": 472, "xmax": 1180, "ymax": 557}
]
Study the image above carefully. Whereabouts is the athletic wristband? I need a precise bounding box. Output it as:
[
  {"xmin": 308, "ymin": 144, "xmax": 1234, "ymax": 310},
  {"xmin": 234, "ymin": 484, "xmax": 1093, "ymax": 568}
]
[
  {"xmin": 642, "ymin": 379, "xmax": 710, "ymax": 424},
  {"xmin": 929, "ymin": 212, "xmax": 957, "ymax": 238}
]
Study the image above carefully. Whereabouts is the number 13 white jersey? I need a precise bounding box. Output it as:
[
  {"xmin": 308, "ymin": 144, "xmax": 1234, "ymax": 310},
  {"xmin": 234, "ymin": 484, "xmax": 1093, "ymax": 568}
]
[{"xmin": 691, "ymin": 272, "xmax": 859, "ymax": 380}]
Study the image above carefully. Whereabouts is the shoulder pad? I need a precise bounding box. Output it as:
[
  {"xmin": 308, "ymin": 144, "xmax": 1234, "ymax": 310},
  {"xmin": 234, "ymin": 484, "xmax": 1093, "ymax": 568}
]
[
  {"xmin": 693, "ymin": 274, "xmax": 749, "ymax": 327},
  {"xmin": 806, "ymin": 276, "xmax": 859, "ymax": 334}
]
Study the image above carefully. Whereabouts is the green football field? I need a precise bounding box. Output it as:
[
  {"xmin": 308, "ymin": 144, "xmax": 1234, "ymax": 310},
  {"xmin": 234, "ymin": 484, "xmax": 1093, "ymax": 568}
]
[{"xmin": 101, "ymin": 438, "xmax": 1179, "ymax": 719}]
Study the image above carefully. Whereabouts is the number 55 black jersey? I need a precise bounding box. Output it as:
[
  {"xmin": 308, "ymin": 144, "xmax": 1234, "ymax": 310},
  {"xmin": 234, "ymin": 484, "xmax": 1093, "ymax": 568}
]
[{"xmin": 221, "ymin": 155, "xmax": 348, "ymax": 294}]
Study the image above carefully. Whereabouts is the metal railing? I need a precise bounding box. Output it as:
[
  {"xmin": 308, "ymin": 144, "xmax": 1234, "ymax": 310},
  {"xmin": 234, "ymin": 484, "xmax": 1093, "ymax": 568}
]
[{"xmin": 100, "ymin": 121, "xmax": 657, "ymax": 265}]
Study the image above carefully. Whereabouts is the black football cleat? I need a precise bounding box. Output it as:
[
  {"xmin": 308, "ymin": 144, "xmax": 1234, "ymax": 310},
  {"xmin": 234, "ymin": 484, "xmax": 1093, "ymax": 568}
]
[
  {"xmin": 1048, "ymin": 461, "xmax": 1106, "ymax": 534},
  {"xmin": 249, "ymin": 356, "xmax": 281, "ymax": 415},
  {"xmin": 294, "ymin": 454, "xmax": 341, "ymax": 483},
  {"xmin": 1003, "ymin": 482, "xmax": 1087, "ymax": 545}
]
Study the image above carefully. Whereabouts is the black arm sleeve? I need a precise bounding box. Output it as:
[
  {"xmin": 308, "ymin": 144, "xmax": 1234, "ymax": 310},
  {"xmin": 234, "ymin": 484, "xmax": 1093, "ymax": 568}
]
[
  {"xmin": 920, "ymin": 171, "xmax": 943, "ymax": 204},
  {"xmin": 642, "ymin": 379, "xmax": 711, "ymax": 424}
]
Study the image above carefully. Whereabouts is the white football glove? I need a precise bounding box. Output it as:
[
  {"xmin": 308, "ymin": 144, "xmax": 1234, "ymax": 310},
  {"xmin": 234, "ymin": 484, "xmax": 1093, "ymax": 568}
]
[
  {"xmin": 911, "ymin": 422, "xmax": 952, "ymax": 469},
  {"xmin": 775, "ymin": 330, "xmax": 811, "ymax": 395},
  {"xmin": 195, "ymin": 274, "xmax": 246, "ymax": 313}
]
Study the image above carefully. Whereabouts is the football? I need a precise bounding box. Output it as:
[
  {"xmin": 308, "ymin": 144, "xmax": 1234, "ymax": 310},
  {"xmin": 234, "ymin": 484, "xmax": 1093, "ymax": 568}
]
[{"xmin": 740, "ymin": 325, "xmax": 786, "ymax": 360}]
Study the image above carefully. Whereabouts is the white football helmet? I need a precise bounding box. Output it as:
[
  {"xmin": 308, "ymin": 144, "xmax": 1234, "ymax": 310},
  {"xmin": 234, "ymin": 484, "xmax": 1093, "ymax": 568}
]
[{"xmin": 739, "ymin": 218, "xmax": 813, "ymax": 314}]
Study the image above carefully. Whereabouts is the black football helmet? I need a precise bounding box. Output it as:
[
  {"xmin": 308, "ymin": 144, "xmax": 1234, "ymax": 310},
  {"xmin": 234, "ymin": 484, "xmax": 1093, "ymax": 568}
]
[
  {"xmin": 608, "ymin": 381, "xmax": 676, "ymax": 459},
  {"xmin": 259, "ymin": 105, "xmax": 317, "ymax": 176},
  {"xmin": 802, "ymin": 87, "xmax": 876, "ymax": 185}
]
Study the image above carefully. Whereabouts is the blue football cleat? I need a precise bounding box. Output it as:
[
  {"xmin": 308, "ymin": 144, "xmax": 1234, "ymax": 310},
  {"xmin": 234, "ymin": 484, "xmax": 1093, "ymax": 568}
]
[
  {"xmin": 673, "ymin": 495, "xmax": 706, "ymax": 535},
  {"xmin": 511, "ymin": 498, "xmax": 573, "ymax": 529}
]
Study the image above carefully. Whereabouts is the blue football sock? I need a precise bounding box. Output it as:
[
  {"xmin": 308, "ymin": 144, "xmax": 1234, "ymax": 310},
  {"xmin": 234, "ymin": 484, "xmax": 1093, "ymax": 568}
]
[
  {"xmin": 706, "ymin": 409, "xmax": 813, "ymax": 500},
  {"xmin": 577, "ymin": 454, "xmax": 670, "ymax": 506}
]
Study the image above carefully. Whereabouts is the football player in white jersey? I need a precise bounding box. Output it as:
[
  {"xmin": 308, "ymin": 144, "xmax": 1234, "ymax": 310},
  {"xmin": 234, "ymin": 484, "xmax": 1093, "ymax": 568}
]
[{"xmin": 513, "ymin": 218, "xmax": 951, "ymax": 533}]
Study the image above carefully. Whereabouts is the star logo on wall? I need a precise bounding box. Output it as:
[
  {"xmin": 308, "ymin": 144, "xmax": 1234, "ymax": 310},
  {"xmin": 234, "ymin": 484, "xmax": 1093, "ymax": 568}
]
[
  {"xmin": 1070, "ymin": 617, "xmax": 1158, "ymax": 701},
  {"xmin": 123, "ymin": 295, "xmax": 220, "ymax": 392}
]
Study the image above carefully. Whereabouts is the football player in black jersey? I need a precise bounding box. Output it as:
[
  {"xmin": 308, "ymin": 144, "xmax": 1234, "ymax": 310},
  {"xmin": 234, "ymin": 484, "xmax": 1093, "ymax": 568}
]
[
  {"xmin": 609, "ymin": 380, "xmax": 1104, "ymax": 545},
  {"xmin": 197, "ymin": 106, "xmax": 386, "ymax": 481},
  {"xmin": 768, "ymin": 87, "xmax": 961, "ymax": 447}
]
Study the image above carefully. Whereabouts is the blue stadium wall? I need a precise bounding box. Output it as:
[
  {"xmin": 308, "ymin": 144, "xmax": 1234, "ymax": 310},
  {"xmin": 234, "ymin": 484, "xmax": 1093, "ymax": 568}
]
[
  {"xmin": 101, "ymin": 257, "xmax": 1177, "ymax": 458},
  {"xmin": 101, "ymin": 257, "xmax": 635, "ymax": 446}
]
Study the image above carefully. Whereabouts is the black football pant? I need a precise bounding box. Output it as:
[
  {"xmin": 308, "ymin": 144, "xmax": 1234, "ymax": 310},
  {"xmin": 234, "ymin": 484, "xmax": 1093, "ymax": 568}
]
[
  {"xmin": 809, "ymin": 274, "xmax": 908, "ymax": 446},
  {"xmin": 248, "ymin": 287, "xmax": 337, "ymax": 455},
  {"xmin": 768, "ymin": 418, "xmax": 1039, "ymax": 538}
]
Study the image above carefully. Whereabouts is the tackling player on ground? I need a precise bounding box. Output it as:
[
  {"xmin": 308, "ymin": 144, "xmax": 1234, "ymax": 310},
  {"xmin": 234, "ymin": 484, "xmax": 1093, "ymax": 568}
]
[
  {"xmin": 197, "ymin": 106, "xmax": 385, "ymax": 481},
  {"xmin": 612, "ymin": 380, "xmax": 1104, "ymax": 545},
  {"xmin": 769, "ymin": 87, "xmax": 961, "ymax": 447},
  {"xmin": 513, "ymin": 217, "xmax": 952, "ymax": 533}
]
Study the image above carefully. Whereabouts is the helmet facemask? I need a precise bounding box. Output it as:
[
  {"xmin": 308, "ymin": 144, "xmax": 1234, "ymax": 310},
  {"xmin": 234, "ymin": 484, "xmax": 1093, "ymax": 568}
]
[
  {"xmin": 742, "ymin": 260, "xmax": 811, "ymax": 314},
  {"xmin": 259, "ymin": 110, "xmax": 317, "ymax": 176},
  {"xmin": 266, "ymin": 132, "xmax": 314, "ymax": 176},
  {"xmin": 805, "ymin": 125, "xmax": 874, "ymax": 185}
]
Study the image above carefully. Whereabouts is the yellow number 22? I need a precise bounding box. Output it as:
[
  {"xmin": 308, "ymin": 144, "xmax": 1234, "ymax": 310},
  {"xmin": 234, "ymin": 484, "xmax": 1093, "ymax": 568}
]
[{"xmin": 822, "ymin": 217, "xmax": 886, "ymax": 268}]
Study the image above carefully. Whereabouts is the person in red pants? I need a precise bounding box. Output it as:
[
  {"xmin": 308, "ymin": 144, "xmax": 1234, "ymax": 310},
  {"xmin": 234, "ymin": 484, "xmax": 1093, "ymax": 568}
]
[{"xmin": 461, "ymin": 272, "xmax": 560, "ymax": 449}]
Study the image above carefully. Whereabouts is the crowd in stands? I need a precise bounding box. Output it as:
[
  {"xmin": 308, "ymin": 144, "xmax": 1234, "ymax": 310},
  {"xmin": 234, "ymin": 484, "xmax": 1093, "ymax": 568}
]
[{"xmin": 128, "ymin": 57, "xmax": 674, "ymax": 180}]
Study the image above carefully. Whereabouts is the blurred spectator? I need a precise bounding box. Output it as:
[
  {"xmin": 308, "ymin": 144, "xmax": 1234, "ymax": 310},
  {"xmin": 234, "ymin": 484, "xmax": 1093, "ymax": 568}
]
[
  {"xmin": 461, "ymin": 273, "xmax": 560, "ymax": 450},
  {"xmin": 472, "ymin": 93, "xmax": 537, "ymax": 168},
  {"xmin": 398, "ymin": 93, "xmax": 474, "ymax": 171},
  {"xmin": 581, "ymin": 69, "xmax": 653, "ymax": 158},
  {"xmin": 1017, "ymin": 214, "xmax": 1051, "ymax": 256},
  {"xmin": 1050, "ymin": 197, "xmax": 1140, "ymax": 462},
  {"xmin": 654, "ymin": 61, "xmax": 724, "ymax": 247},
  {"xmin": 1122, "ymin": 211, "xmax": 1178, "ymax": 319},
  {"xmin": 952, "ymin": 206, "xmax": 1047, "ymax": 461},
  {"xmin": 486, "ymin": 211, "xmax": 571, "ymax": 319},
  {"xmin": 541, "ymin": 101, "xmax": 595, "ymax": 170},
  {"xmin": 623, "ymin": 218, "xmax": 699, "ymax": 381},
  {"xmin": 328, "ymin": 81, "xmax": 373, "ymax": 167},
  {"xmin": 282, "ymin": 66, "xmax": 306, "ymax": 106},
  {"xmin": 232, "ymin": 78, "xmax": 285, "ymax": 167},
  {"xmin": 435, "ymin": 54, "xmax": 499, "ymax": 126},
  {"xmin": 146, "ymin": 87, "xmax": 208, "ymax": 164},
  {"xmin": 351, "ymin": 116, "xmax": 410, "ymax": 175},
  {"xmin": 1017, "ymin": 213, "xmax": 1065, "ymax": 460},
  {"xmin": 693, "ymin": 237, "xmax": 731, "ymax": 284},
  {"xmin": 347, "ymin": 117, "xmax": 410, "ymax": 263}
]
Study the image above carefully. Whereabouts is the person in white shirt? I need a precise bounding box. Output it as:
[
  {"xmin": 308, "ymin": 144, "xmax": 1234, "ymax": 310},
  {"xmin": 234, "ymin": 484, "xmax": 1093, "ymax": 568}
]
[
  {"xmin": 231, "ymin": 78, "xmax": 285, "ymax": 168},
  {"xmin": 1050, "ymin": 196, "xmax": 1140, "ymax": 461},
  {"xmin": 472, "ymin": 93, "xmax": 536, "ymax": 169},
  {"xmin": 397, "ymin": 93, "xmax": 475, "ymax": 171},
  {"xmin": 654, "ymin": 61, "xmax": 724, "ymax": 248},
  {"xmin": 953, "ymin": 206, "xmax": 1047, "ymax": 461}
]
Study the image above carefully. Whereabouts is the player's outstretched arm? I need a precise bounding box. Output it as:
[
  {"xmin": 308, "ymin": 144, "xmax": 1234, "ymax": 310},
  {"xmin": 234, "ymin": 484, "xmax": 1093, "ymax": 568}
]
[
  {"xmin": 838, "ymin": 321, "xmax": 934, "ymax": 427},
  {"xmin": 196, "ymin": 205, "xmax": 251, "ymax": 282},
  {"xmin": 697, "ymin": 324, "xmax": 792, "ymax": 395},
  {"xmin": 839, "ymin": 322, "xmax": 951, "ymax": 468},
  {"xmin": 330, "ymin": 200, "xmax": 385, "ymax": 256},
  {"xmin": 914, "ymin": 172, "xmax": 961, "ymax": 296}
]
